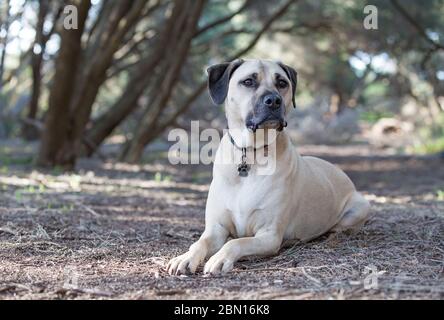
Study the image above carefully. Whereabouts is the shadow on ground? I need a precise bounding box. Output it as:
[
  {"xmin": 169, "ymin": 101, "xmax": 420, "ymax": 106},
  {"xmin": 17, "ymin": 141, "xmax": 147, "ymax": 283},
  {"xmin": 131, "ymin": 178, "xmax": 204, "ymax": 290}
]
[{"xmin": 0, "ymin": 142, "xmax": 443, "ymax": 299}]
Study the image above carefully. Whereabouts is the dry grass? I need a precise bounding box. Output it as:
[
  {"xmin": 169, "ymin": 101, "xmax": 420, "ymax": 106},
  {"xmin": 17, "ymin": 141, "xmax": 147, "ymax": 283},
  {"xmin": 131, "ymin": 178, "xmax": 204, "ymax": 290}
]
[{"xmin": 0, "ymin": 142, "xmax": 443, "ymax": 300}]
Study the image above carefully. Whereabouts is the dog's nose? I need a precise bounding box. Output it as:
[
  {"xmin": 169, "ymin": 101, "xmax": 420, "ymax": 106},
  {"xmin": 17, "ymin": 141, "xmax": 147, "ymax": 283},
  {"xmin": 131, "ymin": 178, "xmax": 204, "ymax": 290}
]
[{"xmin": 263, "ymin": 93, "xmax": 282, "ymax": 109}]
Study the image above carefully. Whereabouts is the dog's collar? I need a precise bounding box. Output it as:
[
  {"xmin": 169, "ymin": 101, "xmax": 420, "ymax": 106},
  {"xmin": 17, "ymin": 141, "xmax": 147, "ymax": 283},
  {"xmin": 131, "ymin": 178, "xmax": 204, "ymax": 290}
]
[
  {"xmin": 227, "ymin": 130, "xmax": 276, "ymax": 178},
  {"xmin": 227, "ymin": 131, "xmax": 269, "ymax": 152}
]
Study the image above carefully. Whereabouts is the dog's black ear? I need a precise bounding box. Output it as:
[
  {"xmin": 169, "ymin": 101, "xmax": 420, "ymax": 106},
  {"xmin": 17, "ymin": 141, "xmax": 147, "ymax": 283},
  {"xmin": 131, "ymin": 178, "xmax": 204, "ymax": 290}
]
[
  {"xmin": 278, "ymin": 62, "xmax": 298, "ymax": 108},
  {"xmin": 207, "ymin": 59, "xmax": 244, "ymax": 105}
]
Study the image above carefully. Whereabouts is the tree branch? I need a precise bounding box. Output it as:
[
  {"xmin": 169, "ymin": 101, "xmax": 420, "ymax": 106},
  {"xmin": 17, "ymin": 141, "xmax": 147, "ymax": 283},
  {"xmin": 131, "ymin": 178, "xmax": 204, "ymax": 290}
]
[
  {"xmin": 149, "ymin": 0, "xmax": 298, "ymax": 140},
  {"xmin": 194, "ymin": 0, "xmax": 251, "ymax": 37},
  {"xmin": 390, "ymin": 0, "xmax": 444, "ymax": 51},
  {"xmin": 227, "ymin": 0, "xmax": 296, "ymax": 61}
]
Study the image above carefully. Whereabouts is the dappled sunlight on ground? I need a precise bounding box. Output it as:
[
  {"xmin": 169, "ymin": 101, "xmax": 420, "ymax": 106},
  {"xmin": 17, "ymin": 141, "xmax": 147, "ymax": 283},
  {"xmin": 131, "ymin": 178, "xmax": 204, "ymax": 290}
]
[{"xmin": 0, "ymin": 143, "xmax": 443, "ymax": 299}]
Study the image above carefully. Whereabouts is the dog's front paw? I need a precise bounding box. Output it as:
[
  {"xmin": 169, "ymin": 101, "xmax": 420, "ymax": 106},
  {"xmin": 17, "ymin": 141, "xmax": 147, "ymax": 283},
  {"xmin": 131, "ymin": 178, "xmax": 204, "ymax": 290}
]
[
  {"xmin": 204, "ymin": 251, "xmax": 234, "ymax": 275},
  {"xmin": 167, "ymin": 251, "xmax": 203, "ymax": 275}
]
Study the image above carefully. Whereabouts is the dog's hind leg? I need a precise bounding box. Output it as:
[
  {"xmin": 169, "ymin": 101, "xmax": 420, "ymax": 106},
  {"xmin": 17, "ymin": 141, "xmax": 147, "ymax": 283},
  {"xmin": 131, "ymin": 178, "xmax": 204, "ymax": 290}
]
[{"xmin": 332, "ymin": 192, "xmax": 371, "ymax": 233}]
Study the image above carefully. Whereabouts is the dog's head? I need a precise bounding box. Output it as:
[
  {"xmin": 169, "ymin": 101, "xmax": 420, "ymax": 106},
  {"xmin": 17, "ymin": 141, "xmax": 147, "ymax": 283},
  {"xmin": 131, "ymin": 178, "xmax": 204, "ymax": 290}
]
[{"xmin": 207, "ymin": 59, "xmax": 297, "ymax": 132}]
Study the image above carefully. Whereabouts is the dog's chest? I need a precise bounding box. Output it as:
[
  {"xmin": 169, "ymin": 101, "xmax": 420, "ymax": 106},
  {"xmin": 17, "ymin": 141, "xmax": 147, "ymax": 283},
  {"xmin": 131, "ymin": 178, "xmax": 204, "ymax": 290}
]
[{"xmin": 225, "ymin": 178, "xmax": 268, "ymax": 237}]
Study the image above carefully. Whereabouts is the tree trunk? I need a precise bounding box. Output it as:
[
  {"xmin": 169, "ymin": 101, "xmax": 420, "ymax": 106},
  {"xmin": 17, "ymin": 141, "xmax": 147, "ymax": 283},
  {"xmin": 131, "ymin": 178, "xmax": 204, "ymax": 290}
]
[
  {"xmin": 37, "ymin": 0, "xmax": 92, "ymax": 169},
  {"xmin": 82, "ymin": 0, "xmax": 190, "ymax": 156},
  {"xmin": 122, "ymin": 0, "xmax": 206, "ymax": 163},
  {"xmin": 83, "ymin": 0, "xmax": 292, "ymax": 160},
  {"xmin": 82, "ymin": 70, "xmax": 154, "ymax": 156},
  {"xmin": 122, "ymin": 0, "xmax": 294, "ymax": 163},
  {"xmin": 22, "ymin": 0, "xmax": 50, "ymax": 140},
  {"xmin": 0, "ymin": 0, "xmax": 11, "ymax": 93},
  {"xmin": 68, "ymin": 0, "xmax": 147, "ymax": 154},
  {"xmin": 37, "ymin": 0, "xmax": 148, "ymax": 168}
]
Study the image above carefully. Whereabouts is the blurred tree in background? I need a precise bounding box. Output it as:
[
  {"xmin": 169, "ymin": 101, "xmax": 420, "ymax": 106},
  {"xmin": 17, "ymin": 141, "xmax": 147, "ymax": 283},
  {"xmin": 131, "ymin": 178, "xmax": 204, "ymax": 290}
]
[{"xmin": 0, "ymin": 0, "xmax": 443, "ymax": 169}]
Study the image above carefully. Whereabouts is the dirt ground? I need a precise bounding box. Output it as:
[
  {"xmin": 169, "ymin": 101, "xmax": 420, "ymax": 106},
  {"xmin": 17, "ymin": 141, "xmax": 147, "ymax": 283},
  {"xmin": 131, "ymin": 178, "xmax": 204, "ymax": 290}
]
[{"xmin": 0, "ymin": 141, "xmax": 443, "ymax": 300}]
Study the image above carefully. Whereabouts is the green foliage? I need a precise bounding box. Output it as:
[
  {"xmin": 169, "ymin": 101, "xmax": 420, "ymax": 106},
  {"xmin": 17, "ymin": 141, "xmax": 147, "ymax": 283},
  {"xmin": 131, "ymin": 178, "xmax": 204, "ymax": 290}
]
[
  {"xmin": 413, "ymin": 136, "xmax": 444, "ymax": 154},
  {"xmin": 362, "ymin": 83, "xmax": 389, "ymax": 103},
  {"xmin": 12, "ymin": 183, "xmax": 47, "ymax": 202},
  {"xmin": 14, "ymin": 189, "xmax": 22, "ymax": 202},
  {"xmin": 51, "ymin": 166, "xmax": 65, "ymax": 176},
  {"xmin": 437, "ymin": 190, "xmax": 444, "ymax": 201},
  {"xmin": 360, "ymin": 111, "xmax": 395, "ymax": 124},
  {"xmin": 412, "ymin": 114, "xmax": 444, "ymax": 154},
  {"xmin": 0, "ymin": 155, "xmax": 34, "ymax": 166},
  {"xmin": 154, "ymin": 172, "xmax": 172, "ymax": 183},
  {"xmin": 62, "ymin": 204, "xmax": 75, "ymax": 213},
  {"xmin": 1, "ymin": 0, "xmax": 444, "ymax": 162}
]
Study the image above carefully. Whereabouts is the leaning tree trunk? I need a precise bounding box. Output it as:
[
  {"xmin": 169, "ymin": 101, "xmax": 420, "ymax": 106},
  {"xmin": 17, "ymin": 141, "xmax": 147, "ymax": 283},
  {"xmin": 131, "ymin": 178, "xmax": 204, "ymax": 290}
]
[
  {"xmin": 122, "ymin": 0, "xmax": 294, "ymax": 163},
  {"xmin": 82, "ymin": 0, "xmax": 266, "ymax": 158},
  {"xmin": 67, "ymin": 0, "xmax": 147, "ymax": 155},
  {"xmin": 0, "ymin": 0, "xmax": 11, "ymax": 93},
  {"xmin": 122, "ymin": 0, "xmax": 206, "ymax": 163},
  {"xmin": 22, "ymin": 0, "xmax": 51, "ymax": 140},
  {"xmin": 37, "ymin": 0, "xmax": 92, "ymax": 169},
  {"xmin": 82, "ymin": 0, "xmax": 186, "ymax": 156},
  {"xmin": 81, "ymin": 65, "xmax": 157, "ymax": 156},
  {"xmin": 37, "ymin": 0, "xmax": 148, "ymax": 168}
]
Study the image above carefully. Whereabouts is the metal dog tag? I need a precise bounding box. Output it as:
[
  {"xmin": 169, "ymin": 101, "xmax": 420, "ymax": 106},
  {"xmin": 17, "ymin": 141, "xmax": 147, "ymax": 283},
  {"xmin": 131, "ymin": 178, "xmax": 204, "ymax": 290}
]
[
  {"xmin": 238, "ymin": 148, "xmax": 250, "ymax": 177},
  {"xmin": 238, "ymin": 163, "xmax": 251, "ymax": 177}
]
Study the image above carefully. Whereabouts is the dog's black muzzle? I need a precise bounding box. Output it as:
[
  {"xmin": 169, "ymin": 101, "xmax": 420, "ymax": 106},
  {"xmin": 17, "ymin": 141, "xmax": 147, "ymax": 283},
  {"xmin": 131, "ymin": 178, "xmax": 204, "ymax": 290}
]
[{"xmin": 246, "ymin": 91, "xmax": 287, "ymax": 132}]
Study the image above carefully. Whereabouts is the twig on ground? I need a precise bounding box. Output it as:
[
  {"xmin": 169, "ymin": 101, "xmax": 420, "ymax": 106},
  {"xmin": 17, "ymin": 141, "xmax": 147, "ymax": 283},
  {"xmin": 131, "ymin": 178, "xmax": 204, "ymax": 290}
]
[
  {"xmin": 0, "ymin": 283, "xmax": 32, "ymax": 293},
  {"xmin": 80, "ymin": 204, "xmax": 101, "ymax": 217},
  {"xmin": 0, "ymin": 226, "xmax": 18, "ymax": 236},
  {"xmin": 55, "ymin": 287, "xmax": 114, "ymax": 297},
  {"xmin": 154, "ymin": 289, "xmax": 187, "ymax": 296}
]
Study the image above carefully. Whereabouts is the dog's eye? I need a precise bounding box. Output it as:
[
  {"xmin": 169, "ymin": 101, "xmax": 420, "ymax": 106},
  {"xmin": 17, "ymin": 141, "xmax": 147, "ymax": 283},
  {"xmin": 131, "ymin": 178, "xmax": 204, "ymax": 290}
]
[
  {"xmin": 278, "ymin": 80, "xmax": 289, "ymax": 89},
  {"xmin": 242, "ymin": 79, "xmax": 255, "ymax": 87}
]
